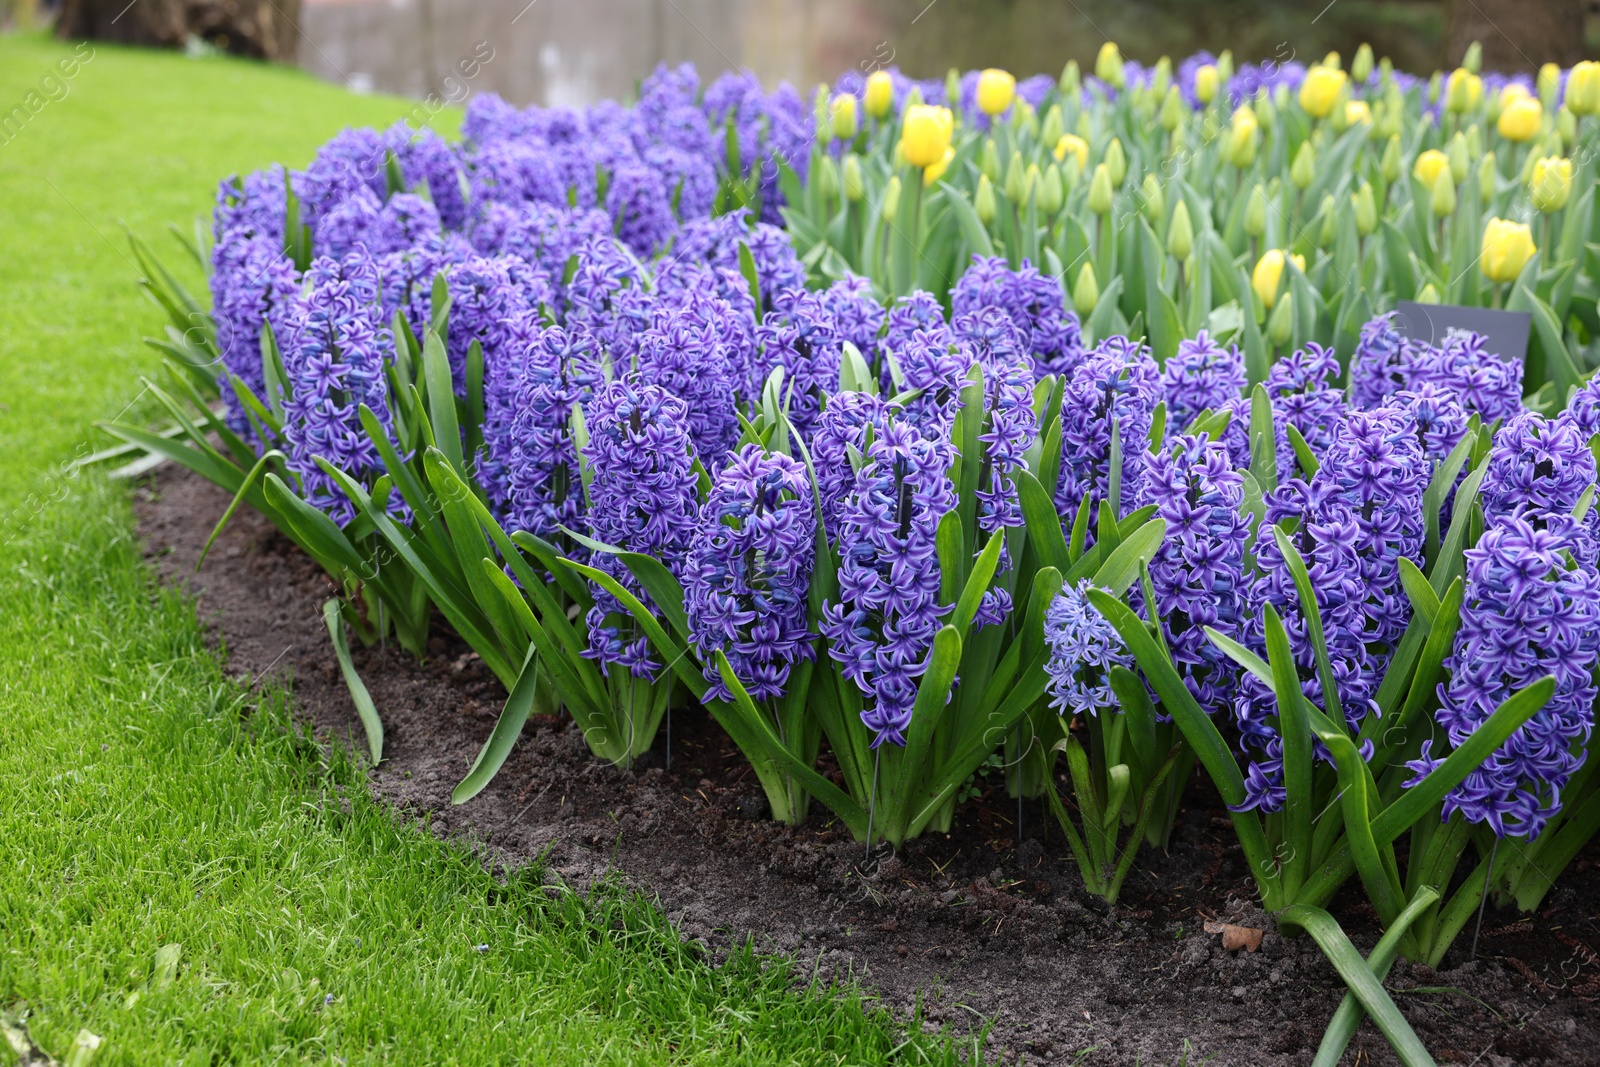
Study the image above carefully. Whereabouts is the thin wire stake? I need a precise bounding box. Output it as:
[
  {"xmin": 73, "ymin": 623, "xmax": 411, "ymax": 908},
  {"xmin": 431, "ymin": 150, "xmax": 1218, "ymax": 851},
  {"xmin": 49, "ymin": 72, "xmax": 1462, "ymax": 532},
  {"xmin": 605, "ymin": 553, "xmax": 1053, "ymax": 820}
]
[
  {"xmin": 1016, "ymin": 723, "xmax": 1024, "ymax": 842},
  {"xmin": 1471, "ymin": 837, "xmax": 1501, "ymax": 962},
  {"xmin": 665, "ymin": 706, "xmax": 672, "ymax": 772},
  {"xmin": 865, "ymin": 747, "xmax": 881, "ymax": 863}
]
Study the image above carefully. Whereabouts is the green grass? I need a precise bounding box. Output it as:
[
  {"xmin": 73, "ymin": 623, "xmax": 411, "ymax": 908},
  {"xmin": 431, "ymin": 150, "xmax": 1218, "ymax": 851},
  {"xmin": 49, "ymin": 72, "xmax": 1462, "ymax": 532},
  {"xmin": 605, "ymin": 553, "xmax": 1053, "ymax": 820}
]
[{"xmin": 0, "ymin": 32, "xmax": 977, "ymax": 1065}]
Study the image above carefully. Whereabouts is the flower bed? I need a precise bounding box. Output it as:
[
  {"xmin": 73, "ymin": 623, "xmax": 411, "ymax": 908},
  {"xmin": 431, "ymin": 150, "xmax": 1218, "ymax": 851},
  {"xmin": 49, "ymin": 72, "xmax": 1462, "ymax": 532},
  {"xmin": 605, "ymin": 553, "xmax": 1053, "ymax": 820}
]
[{"xmin": 112, "ymin": 43, "xmax": 1600, "ymax": 1064}]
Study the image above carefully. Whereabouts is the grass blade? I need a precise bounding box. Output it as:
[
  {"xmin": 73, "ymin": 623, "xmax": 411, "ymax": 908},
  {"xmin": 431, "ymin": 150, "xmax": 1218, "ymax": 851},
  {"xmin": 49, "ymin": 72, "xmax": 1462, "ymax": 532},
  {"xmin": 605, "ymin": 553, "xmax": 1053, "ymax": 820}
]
[{"xmin": 323, "ymin": 599, "xmax": 383, "ymax": 764}]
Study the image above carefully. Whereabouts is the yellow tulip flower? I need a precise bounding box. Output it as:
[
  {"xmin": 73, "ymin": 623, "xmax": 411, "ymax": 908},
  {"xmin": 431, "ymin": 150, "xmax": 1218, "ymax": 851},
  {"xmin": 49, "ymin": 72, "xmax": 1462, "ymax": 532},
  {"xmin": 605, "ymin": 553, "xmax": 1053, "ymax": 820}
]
[
  {"xmin": 1345, "ymin": 100, "xmax": 1372, "ymax": 127},
  {"xmin": 1480, "ymin": 217, "xmax": 1536, "ymax": 283},
  {"xmin": 1496, "ymin": 96, "xmax": 1542, "ymax": 142},
  {"xmin": 864, "ymin": 70, "xmax": 894, "ymax": 119},
  {"xmin": 1567, "ymin": 61, "xmax": 1600, "ymax": 116},
  {"xmin": 976, "ymin": 68, "xmax": 1016, "ymax": 116},
  {"xmin": 1445, "ymin": 67, "xmax": 1483, "ymax": 113},
  {"xmin": 1053, "ymin": 133, "xmax": 1088, "ymax": 172},
  {"xmin": 922, "ymin": 146, "xmax": 955, "ymax": 186},
  {"xmin": 1195, "ymin": 64, "xmax": 1219, "ymax": 104},
  {"xmin": 900, "ymin": 104, "xmax": 954, "ymax": 168},
  {"xmin": 1531, "ymin": 156, "xmax": 1573, "ymax": 213},
  {"xmin": 831, "ymin": 93, "xmax": 858, "ymax": 140},
  {"xmin": 1413, "ymin": 148, "xmax": 1449, "ymax": 188},
  {"xmin": 1252, "ymin": 249, "xmax": 1305, "ymax": 309},
  {"xmin": 1298, "ymin": 65, "xmax": 1347, "ymax": 118}
]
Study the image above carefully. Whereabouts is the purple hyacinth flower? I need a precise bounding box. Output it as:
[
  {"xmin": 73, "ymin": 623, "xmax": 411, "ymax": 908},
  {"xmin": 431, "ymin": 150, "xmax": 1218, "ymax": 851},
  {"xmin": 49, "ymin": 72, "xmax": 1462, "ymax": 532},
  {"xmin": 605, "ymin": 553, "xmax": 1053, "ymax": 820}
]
[
  {"xmin": 951, "ymin": 255, "xmax": 1084, "ymax": 380},
  {"xmin": 506, "ymin": 323, "xmax": 603, "ymax": 547},
  {"xmin": 1161, "ymin": 331, "xmax": 1246, "ymax": 433},
  {"xmin": 1043, "ymin": 580, "xmax": 1133, "ymax": 718},
  {"xmin": 1055, "ymin": 335, "xmax": 1163, "ymax": 531}
]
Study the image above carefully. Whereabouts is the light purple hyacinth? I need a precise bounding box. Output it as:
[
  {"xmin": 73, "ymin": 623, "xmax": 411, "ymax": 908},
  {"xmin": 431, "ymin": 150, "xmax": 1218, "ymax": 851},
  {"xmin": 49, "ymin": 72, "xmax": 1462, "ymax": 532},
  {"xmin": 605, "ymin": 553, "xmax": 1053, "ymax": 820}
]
[
  {"xmin": 637, "ymin": 285, "xmax": 742, "ymax": 465},
  {"xmin": 756, "ymin": 287, "xmax": 847, "ymax": 442},
  {"xmin": 563, "ymin": 235, "xmax": 652, "ymax": 365},
  {"xmin": 214, "ymin": 165, "xmax": 290, "ymax": 248},
  {"xmin": 468, "ymin": 141, "xmax": 567, "ymax": 217},
  {"xmin": 281, "ymin": 252, "xmax": 401, "ymax": 526},
  {"xmin": 298, "ymin": 128, "xmax": 389, "ymax": 230},
  {"xmin": 1264, "ymin": 343, "xmax": 1346, "ymax": 480},
  {"xmin": 1043, "ymin": 580, "xmax": 1133, "ymax": 718},
  {"xmin": 820, "ymin": 418, "xmax": 957, "ymax": 748},
  {"xmin": 811, "ymin": 390, "xmax": 894, "ymax": 541},
  {"xmin": 506, "ymin": 323, "xmax": 603, "ymax": 546},
  {"xmin": 1160, "ymin": 330, "xmax": 1246, "ymax": 433},
  {"xmin": 398, "ymin": 126, "xmax": 468, "ymax": 232},
  {"xmin": 318, "ymin": 189, "xmax": 442, "ymax": 260},
  {"xmin": 210, "ymin": 231, "xmax": 301, "ymax": 439},
  {"xmin": 951, "ymin": 255, "xmax": 1084, "ymax": 380},
  {"xmin": 821, "ymin": 274, "xmax": 886, "ymax": 366},
  {"xmin": 606, "ymin": 160, "xmax": 678, "ymax": 258},
  {"xmin": 1560, "ymin": 374, "xmax": 1600, "ymax": 441},
  {"xmin": 1054, "ymin": 335, "xmax": 1163, "ymax": 530},
  {"xmin": 882, "ymin": 290, "xmax": 953, "ymax": 390},
  {"xmin": 685, "ymin": 445, "xmax": 817, "ymax": 703},
  {"xmin": 1407, "ymin": 512, "xmax": 1600, "ymax": 840},
  {"xmin": 581, "ymin": 378, "xmax": 702, "ymax": 679},
  {"xmin": 1351, "ymin": 312, "xmax": 1409, "ymax": 410},
  {"xmin": 643, "ymin": 144, "xmax": 718, "ymax": 222},
  {"xmin": 1480, "ymin": 410, "xmax": 1600, "ymax": 559},
  {"xmin": 671, "ymin": 210, "xmax": 805, "ymax": 315},
  {"xmin": 1407, "ymin": 331, "xmax": 1523, "ymax": 426}
]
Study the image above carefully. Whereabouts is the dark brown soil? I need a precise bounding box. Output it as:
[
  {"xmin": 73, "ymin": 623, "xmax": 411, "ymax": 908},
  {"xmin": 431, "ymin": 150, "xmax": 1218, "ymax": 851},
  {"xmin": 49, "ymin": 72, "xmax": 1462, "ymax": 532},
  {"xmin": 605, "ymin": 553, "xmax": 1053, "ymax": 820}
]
[{"xmin": 136, "ymin": 464, "xmax": 1600, "ymax": 1066}]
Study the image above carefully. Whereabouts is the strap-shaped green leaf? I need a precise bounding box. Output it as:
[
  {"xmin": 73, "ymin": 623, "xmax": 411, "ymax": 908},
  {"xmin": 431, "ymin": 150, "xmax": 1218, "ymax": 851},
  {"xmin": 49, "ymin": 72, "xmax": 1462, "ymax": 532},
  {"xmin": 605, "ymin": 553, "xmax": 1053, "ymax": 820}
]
[
  {"xmin": 452, "ymin": 647, "xmax": 541, "ymax": 804},
  {"xmin": 1397, "ymin": 557, "xmax": 1439, "ymax": 626},
  {"xmin": 891, "ymin": 626, "xmax": 964, "ymax": 836},
  {"xmin": 561, "ymin": 559, "xmax": 708, "ymax": 698},
  {"xmin": 1015, "ymin": 468, "xmax": 1071, "ymax": 573},
  {"xmin": 1270, "ymin": 525, "xmax": 1345, "ymax": 730},
  {"xmin": 323, "ymin": 599, "xmax": 383, "ymax": 764},
  {"xmin": 1079, "ymin": 518, "xmax": 1166, "ymax": 594},
  {"xmin": 421, "ymin": 328, "xmax": 463, "ymax": 473}
]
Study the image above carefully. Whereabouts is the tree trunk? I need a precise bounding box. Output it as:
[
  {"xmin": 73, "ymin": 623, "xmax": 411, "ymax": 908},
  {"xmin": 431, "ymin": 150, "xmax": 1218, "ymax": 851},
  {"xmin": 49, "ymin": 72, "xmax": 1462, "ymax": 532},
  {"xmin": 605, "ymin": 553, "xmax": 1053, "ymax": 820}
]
[
  {"xmin": 1447, "ymin": 0, "xmax": 1586, "ymax": 73},
  {"xmin": 56, "ymin": 0, "xmax": 301, "ymax": 61}
]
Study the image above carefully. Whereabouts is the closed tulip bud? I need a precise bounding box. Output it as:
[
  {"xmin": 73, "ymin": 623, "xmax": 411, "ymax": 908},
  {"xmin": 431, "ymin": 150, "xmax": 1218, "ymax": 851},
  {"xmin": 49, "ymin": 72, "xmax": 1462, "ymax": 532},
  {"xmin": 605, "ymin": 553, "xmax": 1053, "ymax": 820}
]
[
  {"xmin": 1447, "ymin": 131, "xmax": 1469, "ymax": 183},
  {"xmin": 814, "ymin": 154, "xmax": 839, "ymax": 199},
  {"xmin": 1531, "ymin": 155, "xmax": 1573, "ymax": 212},
  {"xmin": 1479, "ymin": 153, "xmax": 1496, "ymax": 203},
  {"xmin": 1413, "ymin": 148, "xmax": 1449, "ymax": 188},
  {"xmin": 1353, "ymin": 181, "xmax": 1377, "ymax": 235},
  {"xmin": 903, "ymin": 85, "xmax": 924, "ymax": 110},
  {"xmin": 1195, "ymin": 63, "xmax": 1219, "ymax": 105},
  {"xmin": 1073, "ymin": 262, "xmax": 1100, "ymax": 317},
  {"xmin": 1345, "ymin": 100, "xmax": 1372, "ymax": 128},
  {"xmin": 1267, "ymin": 290, "xmax": 1295, "ymax": 345},
  {"xmin": 1170, "ymin": 124, "xmax": 1187, "ymax": 159},
  {"xmin": 1299, "ymin": 65, "xmax": 1347, "ymax": 118},
  {"xmin": 1088, "ymin": 163, "xmax": 1114, "ymax": 215},
  {"xmin": 1152, "ymin": 56, "xmax": 1173, "ymax": 97},
  {"xmin": 882, "ymin": 175, "xmax": 901, "ymax": 222},
  {"xmin": 1558, "ymin": 106, "xmax": 1578, "ymax": 145},
  {"xmin": 831, "ymin": 93, "xmax": 859, "ymax": 140},
  {"xmin": 900, "ymin": 104, "xmax": 954, "ymax": 168},
  {"xmin": 980, "ymin": 137, "xmax": 1002, "ymax": 182},
  {"xmin": 1159, "ymin": 85, "xmax": 1184, "ymax": 131},
  {"xmin": 976, "ymin": 68, "xmax": 1016, "ymax": 117},
  {"xmin": 1075, "ymin": 111, "xmax": 1092, "ymax": 142},
  {"xmin": 813, "ymin": 84, "xmax": 833, "ymax": 141},
  {"xmin": 1318, "ymin": 194, "xmax": 1338, "ymax": 245},
  {"xmin": 1430, "ymin": 168, "xmax": 1457, "ymax": 218},
  {"xmin": 944, "ymin": 67, "xmax": 961, "ymax": 110},
  {"xmin": 922, "ymin": 146, "xmax": 954, "ymax": 186},
  {"xmin": 1417, "ymin": 282, "xmax": 1441, "ymax": 304},
  {"xmin": 1445, "ymin": 67, "xmax": 1483, "ymax": 114},
  {"xmin": 1060, "ymin": 59, "xmax": 1081, "ymax": 96},
  {"xmin": 1245, "ymin": 184, "xmax": 1268, "ymax": 238},
  {"xmin": 1004, "ymin": 150, "xmax": 1026, "ymax": 202},
  {"xmin": 1052, "ymin": 132, "xmax": 1088, "ymax": 174},
  {"xmin": 1104, "ymin": 137, "xmax": 1127, "ymax": 186},
  {"xmin": 842, "ymin": 153, "xmax": 865, "ymax": 202},
  {"xmin": 1379, "ymin": 56, "xmax": 1394, "ymax": 84},
  {"xmin": 1290, "ymin": 141, "xmax": 1316, "ymax": 189},
  {"xmin": 1015, "ymin": 99, "xmax": 1038, "ymax": 139},
  {"xmin": 1381, "ymin": 134, "xmax": 1403, "ymax": 182},
  {"xmin": 1168, "ymin": 198, "xmax": 1194, "ymax": 261},
  {"xmin": 1218, "ymin": 50, "xmax": 1234, "ymax": 84},
  {"xmin": 1463, "ymin": 40, "xmax": 1484, "ymax": 73},
  {"xmin": 1039, "ymin": 164, "xmax": 1065, "ymax": 215},
  {"xmin": 865, "ymin": 70, "xmax": 894, "ymax": 118},
  {"xmin": 1140, "ymin": 173, "xmax": 1164, "ymax": 222},
  {"xmin": 1040, "ymin": 104, "xmax": 1064, "ymax": 148},
  {"xmin": 1023, "ymin": 162, "xmax": 1041, "ymax": 203},
  {"xmin": 1538, "ymin": 63, "xmax": 1562, "ymax": 110},
  {"xmin": 1352, "ymin": 43, "xmax": 1374, "ymax": 84},
  {"xmin": 974, "ymin": 172, "xmax": 997, "ymax": 224},
  {"xmin": 1428, "ymin": 71, "xmax": 1443, "ymax": 104},
  {"xmin": 1252, "ymin": 248, "xmax": 1303, "ymax": 308},
  {"xmin": 1226, "ymin": 106, "xmax": 1259, "ymax": 167},
  {"xmin": 1097, "ymin": 42, "xmax": 1126, "ymax": 89},
  {"xmin": 1480, "ymin": 217, "xmax": 1537, "ymax": 283}
]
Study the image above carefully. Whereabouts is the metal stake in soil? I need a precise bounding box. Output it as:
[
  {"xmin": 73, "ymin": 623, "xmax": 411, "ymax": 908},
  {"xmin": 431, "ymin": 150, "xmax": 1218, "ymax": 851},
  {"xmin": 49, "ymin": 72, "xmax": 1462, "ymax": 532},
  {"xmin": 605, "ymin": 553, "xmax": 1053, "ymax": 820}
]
[
  {"xmin": 865, "ymin": 747, "xmax": 881, "ymax": 863},
  {"xmin": 1471, "ymin": 838, "xmax": 1501, "ymax": 962}
]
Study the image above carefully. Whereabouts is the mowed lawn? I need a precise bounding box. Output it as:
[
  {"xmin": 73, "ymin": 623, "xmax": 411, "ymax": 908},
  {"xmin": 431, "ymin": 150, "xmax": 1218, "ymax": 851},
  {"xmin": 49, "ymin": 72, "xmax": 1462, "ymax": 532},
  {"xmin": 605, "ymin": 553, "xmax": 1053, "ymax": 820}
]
[{"xmin": 0, "ymin": 32, "xmax": 974, "ymax": 1065}]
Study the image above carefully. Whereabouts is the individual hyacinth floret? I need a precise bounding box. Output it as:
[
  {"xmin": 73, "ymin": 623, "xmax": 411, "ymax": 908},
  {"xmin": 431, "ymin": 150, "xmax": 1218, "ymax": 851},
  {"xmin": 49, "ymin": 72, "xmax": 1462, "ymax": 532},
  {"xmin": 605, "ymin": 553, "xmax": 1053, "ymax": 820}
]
[
  {"xmin": 581, "ymin": 378, "xmax": 702, "ymax": 679},
  {"xmin": 1043, "ymin": 580, "xmax": 1133, "ymax": 719},
  {"xmin": 821, "ymin": 419, "xmax": 957, "ymax": 748},
  {"xmin": 684, "ymin": 445, "xmax": 817, "ymax": 703},
  {"xmin": 1406, "ymin": 513, "xmax": 1600, "ymax": 839}
]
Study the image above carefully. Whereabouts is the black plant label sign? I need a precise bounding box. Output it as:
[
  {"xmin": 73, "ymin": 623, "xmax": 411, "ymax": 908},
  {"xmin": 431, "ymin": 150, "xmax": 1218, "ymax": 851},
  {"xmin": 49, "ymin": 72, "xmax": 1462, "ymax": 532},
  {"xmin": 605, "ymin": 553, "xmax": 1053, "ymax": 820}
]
[{"xmin": 1392, "ymin": 301, "xmax": 1532, "ymax": 364}]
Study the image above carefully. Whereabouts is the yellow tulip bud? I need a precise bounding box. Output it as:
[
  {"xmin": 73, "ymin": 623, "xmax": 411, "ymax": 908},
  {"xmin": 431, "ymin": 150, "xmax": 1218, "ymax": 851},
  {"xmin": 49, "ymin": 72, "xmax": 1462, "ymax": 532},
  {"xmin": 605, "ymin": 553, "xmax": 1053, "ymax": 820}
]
[
  {"xmin": 1096, "ymin": 42, "xmax": 1125, "ymax": 89},
  {"xmin": 813, "ymin": 154, "xmax": 839, "ymax": 200},
  {"xmin": 1559, "ymin": 106, "xmax": 1578, "ymax": 146},
  {"xmin": 1267, "ymin": 290, "xmax": 1295, "ymax": 346},
  {"xmin": 1445, "ymin": 67, "xmax": 1483, "ymax": 114},
  {"xmin": 974, "ymin": 173, "xmax": 997, "ymax": 224},
  {"xmin": 976, "ymin": 68, "xmax": 1016, "ymax": 117},
  {"xmin": 1226, "ymin": 106, "xmax": 1259, "ymax": 167},
  {"xmin": 1088, "ymin": 163, "xmax": 1114, "ymax": 216},
  {"xmin": 1255, "ymin": 89, "xmax": 1277, "ymax": 132},
  {"xmin": 1104, "ymin": 137, "xmax": 1127, "ymax": 187},
  {"xmin": 944, "ymin": 68, "xmax": 961, "ymax": 112},
  {"xmin": 1416, "ymin": 282, "xmax": 1440, "ymax": 304},
  {"xmin": 923, "ymin": 146, "xmax": 955, "ymax": 186},
  {"xmin": 1195, "ymin": 64, "xmax": 1219, "ymax": 105},
  {"xmin": 1244, "ymin": 184, "xmax": 1268, "ymax": 239},
  {"xmin": 813, "ymin": 84, "xmax": 833, "ymax": 142},
  {"xmin": 882, "ymin": 175, "xmax": 901, "ymax": 222},
  {"xmin": 1299, "ymin": 65, "xmax": 1348, "ymax": 119},
  {"xmin": 1352, "ymin": 44, "xmax": 1374, "ymax": 84},
  {"xmin": 1168, "ymin": 198, "xmax": 1194, "ymax": 261},
  {"xmin": 1039, "ymin": 165, "xmax": 1065, "ymax": 215},
  {"xmin": 900, "ymin": 104, "xmax": 954, "ymax": 168},
  {"xmin": 1291, "ymin": 141, "xmax": 1316, "ymax": 190},
  {"xmin": 1353, "ymin": 181, "xmax": 1377, "ymax": 236},
  {"xmin": 1318, "ymin": 194, "xmax": 1338, "ymax": 246},
  {"xmin": 1430, "ymin": 168, "xmax": 1456, "ymax": 218},
  {"xmin": 1566, "ymin": 61, "xmax": 1600, "ymax": 115},
  {"xmin": 1252, "ymin": 249, "xmax": 1303, "ymax": 309},
  {"xmin": 1381, "ymin": 134, "xmax": 1403, "ymax": 183},
  {"xmin": 1053, "ymin": 133, "xmax": 1088, "ymax": 172},
  {"xmin": 1466, "ymin": 123, "xmax": 1482, "ymax": 160},
  {"xmin": 865, "ymin": 70, "xmax": 894, "ymax": 119},
  {"xmin": 831, "ymin": 93, "xmax": 859, "ymax": 140},
  {"xmin": 1152, "ymin": 56, "xmax": 1173, "ymax": 97},
  {"xmin": 1479, "ymin": 153, "xmax": 1496, "ymax": 204},
  {"xmin": 1447, "ymin": 132, "xmax": 1469, "ymax": 183},
  {"xmin": 1462, "ymin": 41, "xmax": 1483, "ymax": 75},
  {"xmin": 980, "ymin": 137, "xmax": 1002, "ymax": 182},
  {"xmin": 1141, "ymin": 173, "xmax": 1165, "ymax": 223},
  {"xmin": 1345, "ymin": 100, "xmax": 1372, "ymax": 127},
  {"xmin": 1531, "ymin": 155, "xmax": 1573, "ymax": 213},
  {"xmin": 1060, "ymin": 60, "xmax": 1080, "ymax": 96},
  {"xmin": 1073, "ymin": 262, "xmax": 1099, "ymax": 317},
  {"xmin": 842, "ymin": 153, "xmax": 865, "ymax": 203},
  {"xmin": 1538, "ymin": 63, "xmax": 1562, "ymax": 110},
  {"xmin": 1480, "ymin": 217, "xmax": 1536, "ymax": 283},
  {"xmin": 1040, "ymin": 105, "xmax": 1064, "ymax": 149},
  {"xmin": 1159, "ymin": 85, "xmax": 1184, "ymax": 132},
  {"xmin": 1218, "ymin": 50, "xmax": 1235, "ymax": 85},
  {"xmin": 1413, "ymin": 148, "xmax": 1449, "ymax": 189},
  {"xmin": 1004, "ymin": 150, "xmax": 1026, "ymax": 202}
]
